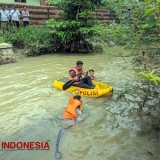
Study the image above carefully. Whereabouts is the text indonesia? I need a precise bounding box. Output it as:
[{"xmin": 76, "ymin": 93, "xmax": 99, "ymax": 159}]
[{"xmin": 1, "ymin": 142, "xmax": 50, "ymax": 150}]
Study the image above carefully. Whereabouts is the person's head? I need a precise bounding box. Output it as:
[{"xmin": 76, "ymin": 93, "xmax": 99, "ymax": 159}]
[
  {"xmin": 13, "ymin": 4, "xmax": 16, "ymax": 10},
  {"xmin": 24, "ymin": 7, "xmax": 27, "ymax": 11},
  {"xmin": 73, "ymin": 95, "xmax": 82, "ymax": 102},
  {"xmin": 2, "ymin": 6, "xmax": 5, "ymax": 10},
  {"xmin": 89, "ymin": 69, "xmax": 94, "ymax": 76},
  {"xmin": 5, "ymin": 5, "xmax": 9, "ymax": 10},
  {"xmin": 10, "ymin": 5, "xmax": 12, "ymax": 9},
  {"xmin": 76, "ymin": 61, "xmax": 83, "ymax": 71}
]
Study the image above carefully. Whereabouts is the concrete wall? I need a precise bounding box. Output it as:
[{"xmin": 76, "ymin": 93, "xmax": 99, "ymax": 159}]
[
  {"xmin": 0, "ymin": 0, "xmax": 40, "ymax": 6},
  {"xmin": 0, "ymin": 43, "xmax": 15, "ymax": 65}
]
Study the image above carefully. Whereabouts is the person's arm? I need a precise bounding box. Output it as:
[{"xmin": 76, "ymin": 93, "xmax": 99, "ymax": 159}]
[
  {"xmin": 92, "ymin": 76, "xmax": 96, "ymax": 80},
  {"xmin": 27, "ymin": 11, "xmax": 29, "ymax": 18},
  {"xmin": 17, "ymin": 10, "xmax": 20, "ymax": 21},
  {"xmin": 68, "ymin": 70, "xmax": 79, "ymax": 81},
  {"xmin": 82, "ymin": 68, "xmax": 90, "ymax": 77},
  {"xmin": 83, "ymin": 71, "xmax": 88, "ymax": 77},
  {"xmin": 6, "ymin": 11, "xmax": 9, "ymax": 21},
  {"xmin": 22, "ymin": 11, "xmax": 24, "ymax": 18}
]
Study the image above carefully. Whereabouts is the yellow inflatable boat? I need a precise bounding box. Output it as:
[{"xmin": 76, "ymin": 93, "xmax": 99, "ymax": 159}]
[{"xmin": 53, "ymin": 76, "xmax": 113, "ymax": 97}]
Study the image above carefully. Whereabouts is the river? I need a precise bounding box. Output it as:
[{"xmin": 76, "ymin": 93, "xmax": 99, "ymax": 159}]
[{"xmin": 0, "ymin": 51, "xmax": 159, "ymax": 160}]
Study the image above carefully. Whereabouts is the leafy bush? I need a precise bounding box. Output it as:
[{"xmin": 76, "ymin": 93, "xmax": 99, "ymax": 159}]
[
  {"xmin": 0, "ymin": 31, "xmax": 5, "ymax": 43},
  {"xmin": 103, "ymin": 0, "xmax": 160, "ymax": 51},
  {"xmin": 3, "ymin": 27, "xmax": 55, "ymax": 56},
  {"xmin": 0, "ymin": 37, "xmax": 4, "ymax": 43},
  {"xmin": 46, "ymin": 19, "xmax": 101, "ymax": 53},
  {"xmin": 46, "ymin": 0, "xmax": 104, "ymax": 53}
]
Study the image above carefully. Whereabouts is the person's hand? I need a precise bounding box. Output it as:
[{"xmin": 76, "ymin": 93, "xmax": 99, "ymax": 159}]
[
  {"xmin": 83, "ymin": 69, "xmax": 89, "ymax": 76},
  {"xmin": 77, "ymin": 116, "xmax": 81, "ymax": 121},
  {"xmin": 85, "ymin": 67, "xmax": 92, "ymax": 73},
  {"xmin": 85, "ymin": 68, "xmax": 89, "ymax": 72},
  {"xmin": 74, "ymin": 76, "xmax": 79, "ymax": 81},
  {"xmin": 77, "ymin": 114, "xmax": 82, "ymax": 121}
]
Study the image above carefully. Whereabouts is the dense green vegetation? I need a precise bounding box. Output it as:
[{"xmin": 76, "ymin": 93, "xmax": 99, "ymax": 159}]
[
  {"xmin": 0, "ymin": 36, "xmax": 5, "ymax": 43},
  {"xmin": 46, "ymin": 0, "xmax": 104, "ymax": 52},
  {"xmin": 0, "ymin": 0, "xmax": 105, "ymax": 54},
  {"xmin": 103, "ymin": 0, "xmax": 160, "ymax": 80},
  {"xmin": 102, "ymin": 0, "xmax": 160, "ymax": 135},
  {"xmin": 105, "ymin": 0, "xmax": 160, "ymax": 52},
  {"xmin": 0, "ymin": 27, "xmax": 54, "ymax": 56}
]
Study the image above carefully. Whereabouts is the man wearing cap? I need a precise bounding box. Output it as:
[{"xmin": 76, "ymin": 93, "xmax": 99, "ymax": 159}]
[{"xmin": 68, "ymin": 61, "xmax": 95, "ymax": 89}]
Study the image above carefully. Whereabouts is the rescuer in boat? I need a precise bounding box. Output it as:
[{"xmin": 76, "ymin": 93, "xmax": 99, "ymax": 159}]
[
  {"xmin": 69, "ymin": 61, "xmax": 95, "ymax": 89},
  {"xmin": 63, "ymin": 95, "xmax": 83, "ymax": 120}
]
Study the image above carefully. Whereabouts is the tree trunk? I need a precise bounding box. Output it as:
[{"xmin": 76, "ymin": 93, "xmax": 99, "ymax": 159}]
[{"xmin": 76, "ymin": 6, "xmax": 80, "ymax": 20}]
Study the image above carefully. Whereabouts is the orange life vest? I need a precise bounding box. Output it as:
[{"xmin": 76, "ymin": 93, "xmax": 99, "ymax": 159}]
[
  {"xmin": 63, "ymin": 97, "xmax": 83, "ymax": 120},
  {"xmin": 69, "ymin": 66, "xmax": 83, "ymax": 85}
]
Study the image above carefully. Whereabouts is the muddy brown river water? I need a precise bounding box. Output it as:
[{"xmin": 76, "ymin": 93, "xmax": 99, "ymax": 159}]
[{"xmin": 0, "ymin": 53, "xmax": 159, "ymax": 160}]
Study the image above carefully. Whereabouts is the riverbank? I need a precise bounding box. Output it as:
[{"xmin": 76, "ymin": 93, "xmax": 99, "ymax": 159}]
[{"xmin": 0, "ymin": 43, "xmax": 26, "ymax": 65}]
